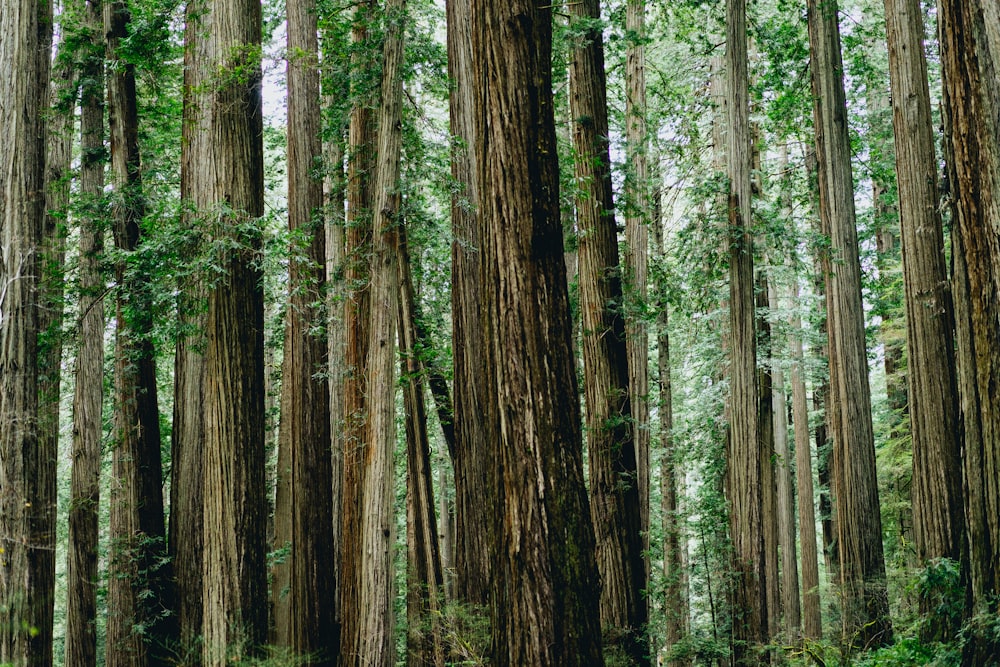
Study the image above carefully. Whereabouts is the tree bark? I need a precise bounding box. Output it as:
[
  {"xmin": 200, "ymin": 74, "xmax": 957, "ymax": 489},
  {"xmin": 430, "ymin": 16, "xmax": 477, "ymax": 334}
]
[
  {"xmin": 883, "ymin": 0, "xmax": 966, "ymax": 642},
  {"xmin": 445, "ymin": 0, "xmax": 492, "ymax": 610},
  {"xmin": 789, "ymin": 279, "xmax": 822, "ymax": 641},
  {"xmin": 806, "ymin": 0, "xmax": 892, "ymax": 650},
  {"xmin": 769, "ymin": 279, "xmax": 801, "ymax": 640},
  {"xmin": 725, "ymin": 0, "xmax": 767, "ymax": 661},
  {"xmin": 104, "ymin": 0, "xmax": 174, "ymax": 662},
  {"xmin": 353, "ymin": 2, "xmax": 406, "ymax": 663},
  {"xmin": 470, "ymin": 1, "xmax": 604, "ymax": 663},
  {"xmin": 655, "ymin": 213, "xmax": 688, "ymax": 667},
  {"xmin": 625, "ymin": 0, "xmax": 651, "ymax": 596},
  {"xmin": 39, "ymin": 35, "xmax": 74, "ymax": 667},
  {"xmin": 938, "ymin": 0, "xmax": 1000, "ymax": 659},
  {"xmin": 568, "ymin": 1, "xmax": 647, "ymax": 661},
  {"xmin": 338, "ymin": 1, "xmax": 376, "ymax": 657},
  {"xmin": 397, "ymin": 222, "xmax": 446, "ymax": 667},
  {"xmin": 170, "ymin": 0, "xmax": 211, "ymax": 656},
  {"xmin": 0, "ymin": 0, "xmax": 51, "ymax": 660},
  {"xmin": 757, "ymin": 273, "xmax": 780, "ymax": 648},
  {"xmin": 67, "ymin": 2, "xmax": 105, "ymax": 661},
  {"xmin": 271, "ymin": 0, "xmax": 337, "ymax": 658},
  {"xmin": 185, "ymin": 0, "xmax": 268, "ymax": 659}
]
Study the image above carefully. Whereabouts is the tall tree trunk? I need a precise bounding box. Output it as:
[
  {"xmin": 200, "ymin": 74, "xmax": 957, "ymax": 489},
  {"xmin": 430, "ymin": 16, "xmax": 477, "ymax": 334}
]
[
  {"xmin": 470, "ymin": 1, "xmax": 604, "ymax": 663},
  {"xmin": 883, "ymin": 0, "xmax": 967, "ymax": 642},
  {"xmin": 185, "ymin": 0, "xmax": 267, "ymax": 658},
  {"xmin": 769, "ymin": 279, "xmax": 801, "ymax": 640},
  {"xmin": 869, "ymin": 87, "xmax": 914, "ymax": 564},
  {"xmin": 938, "ymin": 0, "xmax": 1000, "ymax": 659},
  {"xmin": 757, "ymin": 273, "xmax": 780, "ymax": 647},
  {"xmin": 397, "ymin": 223, "xmax": 446, "ymax": 667},
  {"xmin": 0, "ymin": 0, "xmax": 51, "ymax": 659},
  {"xmin": 322, "ymin": 44, "xmax": 348, "ymax": 638},
  {"xmin": 625, "ymin": 0, "xmax": 651, "ymax": 594},
  {"xmin": 170, "ymin": 0, "xmax": 210, "ymax": 656},
  {"xmin": 804, "ymin": 147, "xmax": 839, "ymax": 593},
  {"xmin": 789, "ymin": 279, "xmax": 822, "ymax": 641},
  {"xmin": 725, "ymin": 0, "xmax": 767, "ymax": 661},
  {"xmin": 105, "ymin": 0, "xmax": 173, "ymax": 662},
  {"xmin": 445, "ymin": 0, "xmax": 492, "ymax": 610},
  {"xmin": 271, "ymin": 0, "xmax": 337, "ymax": 658},
  {"xmin": 806, "ymin": 0, "xmax": 892, "ymax": 650},
  {"xmin": 655, "ymin": 213, "xmax": 688, "ymax": 667},
  {"xmin": 568, "ymin": 1, "xmax": 646, "ymax": 662},
  {"xmin": 338, "ymin": 1, "xmax": 376, "ymax": 656},
  {"xmin": 67, "ymin": 2, "xmax": 105, "ymax": 660},
  {"xmin": 39, "ymin": 36, "xmax": 74, "ymax": 666},
  {"xmin": 354, "ymin": 2, "xmax": 406, "ymax": 662}
]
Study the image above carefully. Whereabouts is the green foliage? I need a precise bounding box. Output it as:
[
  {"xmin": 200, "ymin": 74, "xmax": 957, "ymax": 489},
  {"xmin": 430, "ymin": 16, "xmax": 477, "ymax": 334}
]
[{"xmin": 437, "ymin": 600, "xmax": 490, "ymax": 666}]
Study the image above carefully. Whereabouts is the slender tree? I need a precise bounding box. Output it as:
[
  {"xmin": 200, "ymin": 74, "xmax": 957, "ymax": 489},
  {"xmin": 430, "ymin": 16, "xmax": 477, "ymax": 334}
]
[
  {"xmin": 938, "ymin": 0, "xmax": 1000, "ymax": 659},
  {"xmin": 726, "ymin": 0, "xmax": 768, "ymax": 660},
  {"xmin": 353, "ymin": 0, "xmax": 407, "ymax": 663},
  {"xmin": 39, "ymin": 30, "xmax": 75, "ymax": 667},
  {"xmin": 105, "ymin": 1, "xmax": 175, "ymax": 663},
  {"xmin": 397, "ymin": 222, "xmax": 446, "ymax": 667},
  {"xmin": 66, "ymin": 0, "xmax": 105, "ymax": 662},
  {"xmin": 338, "ymin": 0, "xmax": 376, "ymax": 655},
  {"xmin": 655, "ymin": 204, "xmax": 688, "ymax": 667},
  {"xmin": 445, "ymin": 0, "xmax": 492, "ymax": 610},
  {"xmin": 170, "ymin": 0, "xmax": 210, "ymax": 655},
  {"xmin": 806, "ymin": 0, "xmax": 892, "ymax": 649},
  {"xmin": 0, "ymin": 0, "xmax": 52, "ymax": 660},
  {"xmin": 470, "ymin": 0, "xmax": 604, "ymax": 662},
  {"xmin": 271, "ymin": 0, "xmax": 337, "ymax": 657},
  {"xmin": 769, "ymin": 279, "xmax": 801, "ymax": 639},
  {"xmin": 882, "ymin": 0, "xmax": 966, "ymax": 642},
  {"xmin": 624, "ymin": 0, "xmax": 651, "ymax": 590},
  {"xmin": 568, "ymin": 0, "xmax": 647, "ymax": 661}
]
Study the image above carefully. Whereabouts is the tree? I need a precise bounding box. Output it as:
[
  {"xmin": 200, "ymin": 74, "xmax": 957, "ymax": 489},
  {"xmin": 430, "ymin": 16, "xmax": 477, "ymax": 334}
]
[
  {"xmin": 938, "ymin": 0, "xmax": 1000, "ymax": 659},
  {"xmin": 806, "ymin": 0, "xmax": 892, "ymax": 650},
  {"xmin": 170, "ymin": 0, "xmax": 209, "ymax": 655},
  {"xmin": 445, "ymin": 0, "xmax": 493, "ymax": 610},
  {"xmin": 768, "ymin": 279, "xmax": 801, "ymax": 640},
  {"xmin": 568, "ymin": 0, "xmax": 647, "ymax": 661},
  {"xmin": 725, "ymin": 0, "xmax": 768, "ymax": 660},
  {"xmin": 397, "ymin": 222, "xmax": 446, "ymax": 667},
  {"xmin": 104, "ymin": 0, "xmax": 174, "ymax": 662},
  {"xmin": 655, "ymin": 199, "xmax": 689, "ymax": 667},
  {"xmin": 624, "ymin": 0, "xmax": 651, "ymax": 594},
  {"xmin": 470, "ymin": 1, "xmax": 604, "ymax": 663},
  {"xmin": 882, "ymin": 0, "xmax": 966, "ymax": 641},
  {"xmin": 789, "ymin": 278, "xmax": 822, "ymax": 640},
  {"xmin": 39, "ymin": 28, "xmax": 75, "ymax": 666},
  {"xmin": 0, "ymin": 0, "xmax": 52, "ymax": 660},
  {"xmin": 338, "ymin": 0, "xmax": 376, "ymax": 656},
  {"xmin": 66, "ymin": 0, "xmax": 105, "ymax": 661},
  {"xmin": 271, "ymin": 0, "xmax": 337, "ymax": 657},
  {"xmin": 184, "ymin": 0, "xmax": 268, "ymax": 658},
  {"xmin": 354, "ymin": 0, "xmax": 406, "ymax": 662}
]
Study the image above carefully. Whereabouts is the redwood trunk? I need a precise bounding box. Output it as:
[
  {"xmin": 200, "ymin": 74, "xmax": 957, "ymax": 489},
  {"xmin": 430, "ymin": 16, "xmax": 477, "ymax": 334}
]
[
  {"xmin": 471, "ymin": 1, "xmax": 604, "ymax": 663},
  {"xmin": 568, "ymin": 0, "xmax": 646, "ymax": 660},
  {"xmin": 68, "ymin": 4, "xmax": 105, "ymax": 660},
  {"xmin": 446, "ymin": 0, "xmax": 492, "ymax": 610},
  {"xmin": 105, "ymin": 0, "xmax": 173, "ymax": 662},
  {"xmin": 807, "ymin": 0, "xmax": 892, "ymax": 649},
  {"xmin": 883, "ymin": 0, "xmax": 966, "ymax": 641},
  {"xmin": 0, "ymin": 0, "xmax": 51, "ymax": 660},
  {"xmin": 189, "ymin": 0, "xmax": 268, "ymax": 658},
  {"xmin": 271, "ymin": 0, "xmax": 337, "ymax": 658},
  {"xmin": 725, "ymin": 0, "xmax": 767, "ymax": 660}
]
